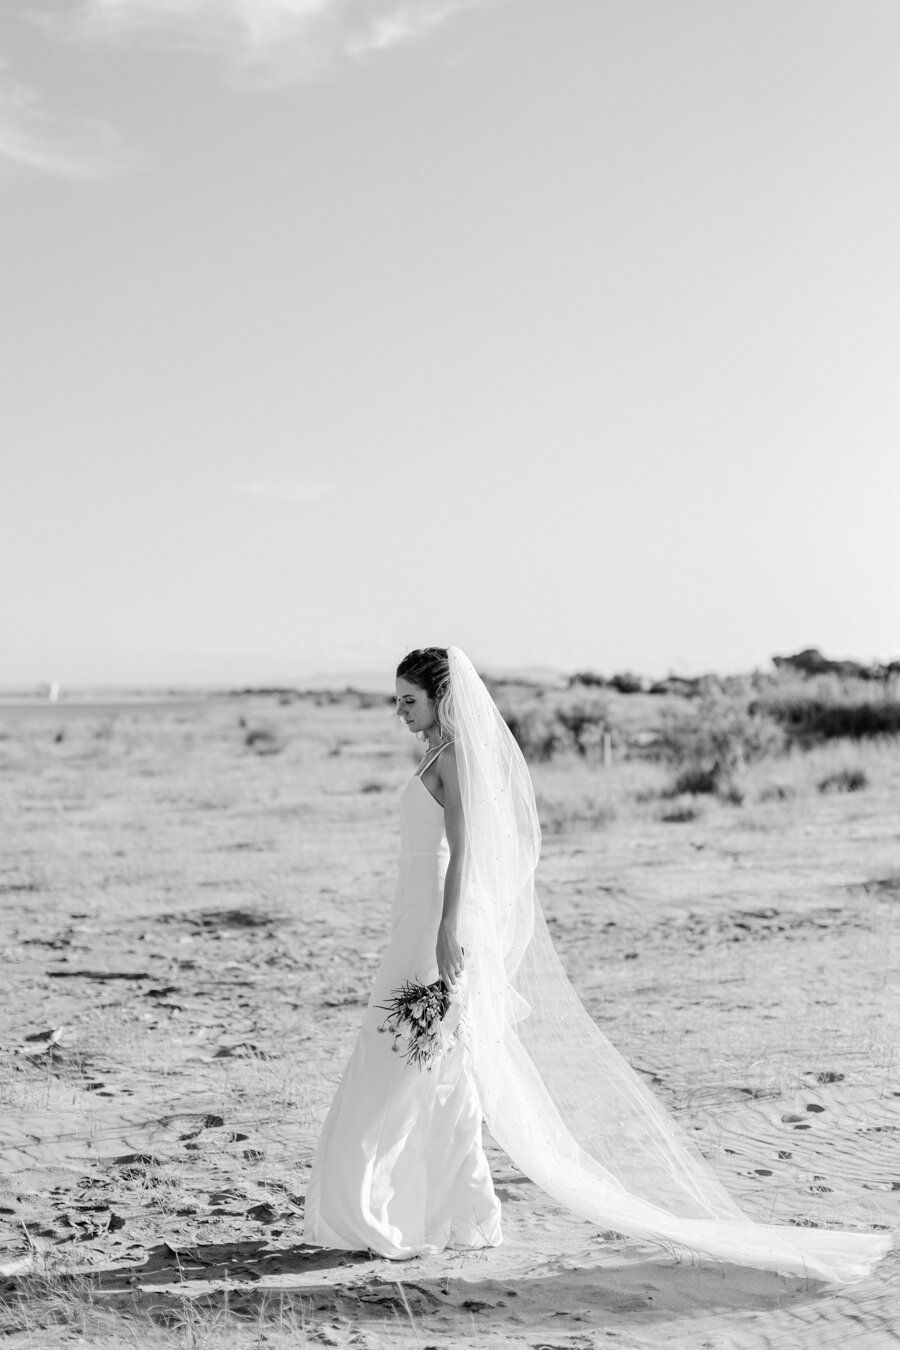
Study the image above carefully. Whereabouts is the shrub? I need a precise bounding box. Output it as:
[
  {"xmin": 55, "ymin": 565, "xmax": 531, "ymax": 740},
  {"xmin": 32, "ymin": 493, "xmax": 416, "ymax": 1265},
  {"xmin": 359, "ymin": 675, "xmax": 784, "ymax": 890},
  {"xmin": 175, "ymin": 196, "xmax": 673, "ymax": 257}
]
[
  {"xmin": 773, "ymin": 646, "xmax": 899, "ymax": 682},
  {"xmin": 818, "ymin": 768, "xmax": 868, "ymax": 794},
  {"xmin": 755, "ymin": 674, "xmax": 900, "ymax": 743},
  {"xmin": 660, "ymin": 804, "xmax": 701, "ymax": 823},
  {"xmin": 244, "ymin": 726, "xmax": 284, "ymax": 756},
  {"xmin": 501, "ymin": 703, "xmax": 572, "ymax": 761},
  {"xmin": 669, "ymin": 766, "xmax": 720, "ymax": 796},
  {"xmin": 861, "ymin": 875, "xmax": 900, "ymax": 897},
  {"xmin": 555, "ymin": 692, "xmax": 612, "ymax": 757},
  {"xmin": 609, "ymin": 671, "xmax": 646, "ymax": 694},
  {"xmin": 500, "ymin": 690, "xmax": 611, "ymax": 761},
  {"xmin": 568, "ymin": 671, "xmax": 609, "ymax": 689},
  {"xmin": 656, "ymin": 691, "xmax": 784, "ymax": 802}
]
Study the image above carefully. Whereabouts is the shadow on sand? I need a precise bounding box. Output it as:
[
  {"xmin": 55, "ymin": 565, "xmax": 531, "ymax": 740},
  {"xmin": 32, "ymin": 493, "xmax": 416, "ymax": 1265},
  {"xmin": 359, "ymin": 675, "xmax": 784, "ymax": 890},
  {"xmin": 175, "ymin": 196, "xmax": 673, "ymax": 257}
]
[{"xmin": 60, "ymin": 1239, "xmax": 867, "ymax": 1343}]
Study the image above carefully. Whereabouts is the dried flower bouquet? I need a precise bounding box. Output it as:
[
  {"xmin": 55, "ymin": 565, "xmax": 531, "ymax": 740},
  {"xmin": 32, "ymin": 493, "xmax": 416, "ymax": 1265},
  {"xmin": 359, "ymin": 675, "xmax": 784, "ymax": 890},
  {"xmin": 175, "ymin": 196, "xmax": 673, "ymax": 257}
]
[{"xmin": 377, "ymin": 978, "xmax": 463, "ymax": 1070}]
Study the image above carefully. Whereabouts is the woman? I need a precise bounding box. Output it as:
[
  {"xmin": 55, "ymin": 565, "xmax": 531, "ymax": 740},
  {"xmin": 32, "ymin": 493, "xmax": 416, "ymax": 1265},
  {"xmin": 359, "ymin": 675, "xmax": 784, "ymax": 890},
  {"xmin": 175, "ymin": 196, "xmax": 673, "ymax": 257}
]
[
  {"xmin": 302, "ymin": 647, "xmax": 501, "ymax": 1256},
  {"xmin": 304, "ymin": 646, "xmax": 890, "ymax": 1282}
]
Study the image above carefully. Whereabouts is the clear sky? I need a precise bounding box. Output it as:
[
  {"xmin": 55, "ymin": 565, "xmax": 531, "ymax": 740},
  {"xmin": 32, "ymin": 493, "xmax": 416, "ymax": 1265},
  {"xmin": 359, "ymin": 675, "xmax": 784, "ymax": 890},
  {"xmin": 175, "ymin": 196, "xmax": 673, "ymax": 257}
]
[{"xmin": 3, "ymin": 0, "xmax": 899, "ymax": 687}]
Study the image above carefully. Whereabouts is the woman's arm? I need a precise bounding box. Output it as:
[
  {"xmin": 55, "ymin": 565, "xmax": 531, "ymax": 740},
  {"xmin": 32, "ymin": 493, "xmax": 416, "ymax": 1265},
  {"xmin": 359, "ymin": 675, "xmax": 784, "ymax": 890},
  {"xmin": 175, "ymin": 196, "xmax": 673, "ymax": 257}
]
[{"xmin": 436, "ymin": 745, "xmax": 465, "ymax": 993}]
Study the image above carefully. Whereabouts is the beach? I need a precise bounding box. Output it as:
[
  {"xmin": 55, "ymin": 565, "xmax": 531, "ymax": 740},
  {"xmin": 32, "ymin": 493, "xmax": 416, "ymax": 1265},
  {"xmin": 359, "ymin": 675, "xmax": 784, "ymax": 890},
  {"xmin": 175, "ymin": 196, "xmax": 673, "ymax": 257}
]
[{"xmin": 1, "ymin": 691, "xmax": 896, "ymax": 1348}]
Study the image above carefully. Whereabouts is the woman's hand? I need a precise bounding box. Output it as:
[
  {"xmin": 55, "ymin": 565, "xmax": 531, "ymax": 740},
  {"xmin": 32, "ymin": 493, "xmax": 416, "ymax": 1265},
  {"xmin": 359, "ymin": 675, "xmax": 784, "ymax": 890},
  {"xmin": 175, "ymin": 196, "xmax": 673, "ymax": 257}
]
[{"xmin": 436, "ymin": 922, "xmax": 464, "ymax": 994}]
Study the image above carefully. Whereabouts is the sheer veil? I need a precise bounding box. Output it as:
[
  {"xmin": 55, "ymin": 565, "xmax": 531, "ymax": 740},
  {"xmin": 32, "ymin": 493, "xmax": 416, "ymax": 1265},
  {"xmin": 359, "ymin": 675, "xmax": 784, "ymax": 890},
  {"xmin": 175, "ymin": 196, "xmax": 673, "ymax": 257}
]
[{"xmin": 447, "ymin": 646, "xmax": 890, "ymax": 1284}]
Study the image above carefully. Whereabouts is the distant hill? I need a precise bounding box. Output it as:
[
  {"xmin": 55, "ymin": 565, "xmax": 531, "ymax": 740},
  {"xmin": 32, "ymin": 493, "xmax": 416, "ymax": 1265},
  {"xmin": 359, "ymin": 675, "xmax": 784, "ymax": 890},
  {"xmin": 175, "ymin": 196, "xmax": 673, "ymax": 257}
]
[
  {"xmin": 482, "ymin": 665, "xmax": 568, "ymax": 688},
  {"xmin": 294, "ymin": 670, "xmax": 395, "ymax": 693},
  {"xmin": 295, "ymin": 663, "xmax": 568, "ymax": 693}
]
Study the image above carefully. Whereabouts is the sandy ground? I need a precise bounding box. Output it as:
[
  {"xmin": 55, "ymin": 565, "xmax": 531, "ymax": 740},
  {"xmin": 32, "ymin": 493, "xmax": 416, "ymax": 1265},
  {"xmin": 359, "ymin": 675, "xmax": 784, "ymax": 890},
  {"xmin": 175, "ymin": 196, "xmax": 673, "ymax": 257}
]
[{"xmin": 0, "ymin": 693, "xmax": 897, "ymax": 1349}]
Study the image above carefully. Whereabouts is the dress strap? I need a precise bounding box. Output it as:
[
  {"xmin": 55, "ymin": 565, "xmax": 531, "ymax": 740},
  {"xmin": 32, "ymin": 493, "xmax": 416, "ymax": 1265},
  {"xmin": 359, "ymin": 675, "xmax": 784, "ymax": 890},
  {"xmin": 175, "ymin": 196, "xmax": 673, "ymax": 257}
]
[{"xmin": 416, "ymin": 740, "xmax": 454, "ymax": 777}]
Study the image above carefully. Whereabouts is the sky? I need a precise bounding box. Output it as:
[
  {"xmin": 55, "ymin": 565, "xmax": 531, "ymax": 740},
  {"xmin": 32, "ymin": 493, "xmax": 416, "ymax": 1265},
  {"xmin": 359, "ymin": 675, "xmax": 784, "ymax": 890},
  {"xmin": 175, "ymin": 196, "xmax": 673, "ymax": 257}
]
[{"xmin": 2, "ymin": 0, "xmax": 899, "ymax": 688}]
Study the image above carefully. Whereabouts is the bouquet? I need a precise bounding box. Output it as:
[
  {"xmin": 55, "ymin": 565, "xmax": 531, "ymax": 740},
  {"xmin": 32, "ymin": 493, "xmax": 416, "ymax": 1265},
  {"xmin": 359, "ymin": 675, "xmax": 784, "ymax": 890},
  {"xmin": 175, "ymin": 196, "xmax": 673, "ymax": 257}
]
[{"xmin": 377, "ymin": 978, "xmax": 463, "ymax": 1070}]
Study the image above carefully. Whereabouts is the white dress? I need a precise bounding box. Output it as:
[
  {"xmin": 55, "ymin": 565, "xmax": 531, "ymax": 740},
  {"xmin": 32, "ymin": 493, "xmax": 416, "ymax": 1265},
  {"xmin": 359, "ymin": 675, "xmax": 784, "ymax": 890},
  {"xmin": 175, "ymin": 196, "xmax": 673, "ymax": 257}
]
[{"xmin": 303, "ymin": 753, "xmax": 502, "ymax": 1258}]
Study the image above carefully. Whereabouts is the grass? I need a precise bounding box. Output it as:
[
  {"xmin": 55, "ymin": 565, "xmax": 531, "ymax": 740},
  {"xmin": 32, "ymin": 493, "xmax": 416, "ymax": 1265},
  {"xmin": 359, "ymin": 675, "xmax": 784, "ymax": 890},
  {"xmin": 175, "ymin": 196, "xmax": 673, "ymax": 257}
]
[
  {"xmin": 737, "ymin": 734, "xmax": 895, "ymax": 805},
  {"xmin": 1, "ymin": 1259, "xmax": 323, "ymax": 1348},
  {"xmin": 532, "ymin": 757, "xmax": 667, "ymax": 834},
  {"xmin": 526, "ymin": 733, "xmax": 899, "ymax": 832}
]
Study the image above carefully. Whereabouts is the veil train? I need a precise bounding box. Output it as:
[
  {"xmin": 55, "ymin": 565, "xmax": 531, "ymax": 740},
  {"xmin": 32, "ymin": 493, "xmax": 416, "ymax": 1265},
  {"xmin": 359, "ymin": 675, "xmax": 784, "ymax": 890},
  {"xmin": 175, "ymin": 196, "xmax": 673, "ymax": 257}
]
[{"xmin": 448, "ymin": 645, "xmax": 891, "ymax": 1284}]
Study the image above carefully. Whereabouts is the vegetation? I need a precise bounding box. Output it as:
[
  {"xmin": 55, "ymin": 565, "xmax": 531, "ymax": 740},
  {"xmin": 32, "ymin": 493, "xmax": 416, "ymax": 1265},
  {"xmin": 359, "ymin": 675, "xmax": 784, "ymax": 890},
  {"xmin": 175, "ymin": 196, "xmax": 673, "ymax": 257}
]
[
  {"xmin": 242, "ymin": 724, "xmax": 284, "ymax": 756},
  {"xmin": 818, "ymin": 767, "xmax": 868, "ymax": 794},
  {"xmin": 754, "ymin": 675, "xmax": 900, "ymax": 744},
  {"xmin": 498, "ymin": 688, "xmax": 612, "ymax": 761},
  {"xmin": 495, "ymin": 652, "xmax": 900, "ymax": 812},
  {"xmin": 654, "ymin": 692, "xmax": 785, "ymax": 803}
]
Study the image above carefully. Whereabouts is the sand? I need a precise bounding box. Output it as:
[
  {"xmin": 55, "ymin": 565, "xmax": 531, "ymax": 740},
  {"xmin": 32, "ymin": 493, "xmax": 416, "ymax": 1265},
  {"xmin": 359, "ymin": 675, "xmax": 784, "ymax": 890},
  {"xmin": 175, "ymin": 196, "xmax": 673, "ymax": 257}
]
[{"xmin": 0, "ymin": 692, "xmax": 896, "ymax": 1348}]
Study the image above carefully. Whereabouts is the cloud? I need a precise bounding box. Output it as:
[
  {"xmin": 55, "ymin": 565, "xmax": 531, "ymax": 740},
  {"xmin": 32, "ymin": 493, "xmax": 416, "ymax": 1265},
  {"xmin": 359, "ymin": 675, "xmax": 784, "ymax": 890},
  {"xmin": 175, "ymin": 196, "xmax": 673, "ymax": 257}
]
[
  {"xmin": 4, "ymin": 0, "xmax": 491, "ymax": 176},
  {"xmin": 346, "ymin": 1, "xmax": 484, "ymax": 61},
  {"xmin": 0, "ymin": 56, "xmax": 134, "ymax": 178},
  {"xmin": 233, "ymin": 481, "xmax": 335, "ymax": 503},
  {"xmin": 36, "ymin": 0, "xmax": 489, "ymax": 85}
]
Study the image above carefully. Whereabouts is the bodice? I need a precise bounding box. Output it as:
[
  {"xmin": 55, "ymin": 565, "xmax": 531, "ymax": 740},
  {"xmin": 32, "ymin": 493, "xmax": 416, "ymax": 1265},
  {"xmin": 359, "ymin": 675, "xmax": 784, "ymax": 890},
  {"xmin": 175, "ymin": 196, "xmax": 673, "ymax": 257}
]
[{"xmin": 398, "ymin": 773, "xmax": 448, "ymax": 859}]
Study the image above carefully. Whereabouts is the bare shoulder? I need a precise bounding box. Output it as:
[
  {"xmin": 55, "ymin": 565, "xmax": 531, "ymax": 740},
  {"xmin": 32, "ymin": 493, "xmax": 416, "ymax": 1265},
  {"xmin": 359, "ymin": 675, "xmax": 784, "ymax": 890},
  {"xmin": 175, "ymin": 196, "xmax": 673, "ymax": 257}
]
[
  {"xmin": 438, "ymin": 742, "xmax": 463, "ymax": 826},
  {"xmin": 438, "ymin": 740, "xmax": 458, "ymax": 768},
  {"xmin": 436, "ymin": 742, "xmax": 460, "ymax": 786}
]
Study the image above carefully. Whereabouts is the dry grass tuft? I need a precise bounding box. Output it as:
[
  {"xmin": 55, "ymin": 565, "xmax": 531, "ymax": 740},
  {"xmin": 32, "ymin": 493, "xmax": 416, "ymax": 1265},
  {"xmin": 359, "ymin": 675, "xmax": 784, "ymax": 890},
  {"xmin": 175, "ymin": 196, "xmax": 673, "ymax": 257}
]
[
  {"xmin": 243, "ymin": 725, "xmax": 285, "ymax": 756},
  {"xmin": 659, "ymin": 803, "xmax": 703, "ymax": 824},
  {"xmin": 818, "ymin": 767, "xmax": 868, "ymax": 794}
]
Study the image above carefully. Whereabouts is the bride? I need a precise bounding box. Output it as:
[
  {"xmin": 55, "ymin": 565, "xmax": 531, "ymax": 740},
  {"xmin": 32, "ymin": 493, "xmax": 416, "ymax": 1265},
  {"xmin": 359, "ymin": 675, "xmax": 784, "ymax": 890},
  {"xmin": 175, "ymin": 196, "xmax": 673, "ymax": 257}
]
[{"xmin": 303, "ymin": 646, "xmax": 891, "ymax": 1282}]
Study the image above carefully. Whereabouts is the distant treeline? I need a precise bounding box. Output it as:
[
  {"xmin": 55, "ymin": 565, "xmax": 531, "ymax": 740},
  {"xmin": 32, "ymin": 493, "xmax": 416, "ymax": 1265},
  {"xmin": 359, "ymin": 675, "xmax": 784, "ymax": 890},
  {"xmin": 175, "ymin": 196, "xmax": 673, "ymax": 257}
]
[{"xmin": 566, "ymin": 647, "xmax": 900, "ymax": 698}]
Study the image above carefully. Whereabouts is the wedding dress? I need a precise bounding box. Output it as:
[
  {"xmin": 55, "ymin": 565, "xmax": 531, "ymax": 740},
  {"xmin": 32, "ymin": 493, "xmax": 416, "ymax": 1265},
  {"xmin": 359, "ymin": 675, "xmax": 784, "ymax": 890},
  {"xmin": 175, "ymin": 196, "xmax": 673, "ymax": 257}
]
[
  {"xmin": 305, "ymin": 647, "xmax": 891, "ymax": 1283},
  {"xmin": 303, "ymin": 743, "xmax": 502, "ymax": 1256}
]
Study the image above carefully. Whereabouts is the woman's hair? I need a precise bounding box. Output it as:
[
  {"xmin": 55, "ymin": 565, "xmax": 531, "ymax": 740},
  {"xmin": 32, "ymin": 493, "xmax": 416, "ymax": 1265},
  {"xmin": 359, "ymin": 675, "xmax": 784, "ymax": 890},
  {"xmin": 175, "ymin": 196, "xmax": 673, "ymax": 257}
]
[{"xmin": 396, "ymin": 647, "xmax": 455, "ymax": 738}]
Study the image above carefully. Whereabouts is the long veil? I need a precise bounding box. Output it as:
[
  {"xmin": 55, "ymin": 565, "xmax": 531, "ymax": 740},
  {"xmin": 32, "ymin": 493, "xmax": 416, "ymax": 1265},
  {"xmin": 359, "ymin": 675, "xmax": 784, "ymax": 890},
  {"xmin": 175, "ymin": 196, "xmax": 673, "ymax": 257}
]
[{"xmin": 447, "ymin": 646, "xmax": 890, "ymax": 1284}]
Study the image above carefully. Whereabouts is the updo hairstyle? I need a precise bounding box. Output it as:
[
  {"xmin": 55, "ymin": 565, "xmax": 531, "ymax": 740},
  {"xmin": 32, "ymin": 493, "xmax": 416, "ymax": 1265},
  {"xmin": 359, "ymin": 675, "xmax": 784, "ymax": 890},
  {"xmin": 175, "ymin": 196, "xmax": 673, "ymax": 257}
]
[{"xmin": 395, "ymin": 647, "xmax": 455, "ymax": 739}]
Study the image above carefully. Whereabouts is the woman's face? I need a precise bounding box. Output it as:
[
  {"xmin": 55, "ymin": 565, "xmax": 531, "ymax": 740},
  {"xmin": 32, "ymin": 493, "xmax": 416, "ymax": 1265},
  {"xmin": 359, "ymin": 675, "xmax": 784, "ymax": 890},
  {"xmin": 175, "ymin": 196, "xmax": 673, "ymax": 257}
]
[{"xmin": 395, "ymin": 677, "xmax": 438, "ymax": 737}]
